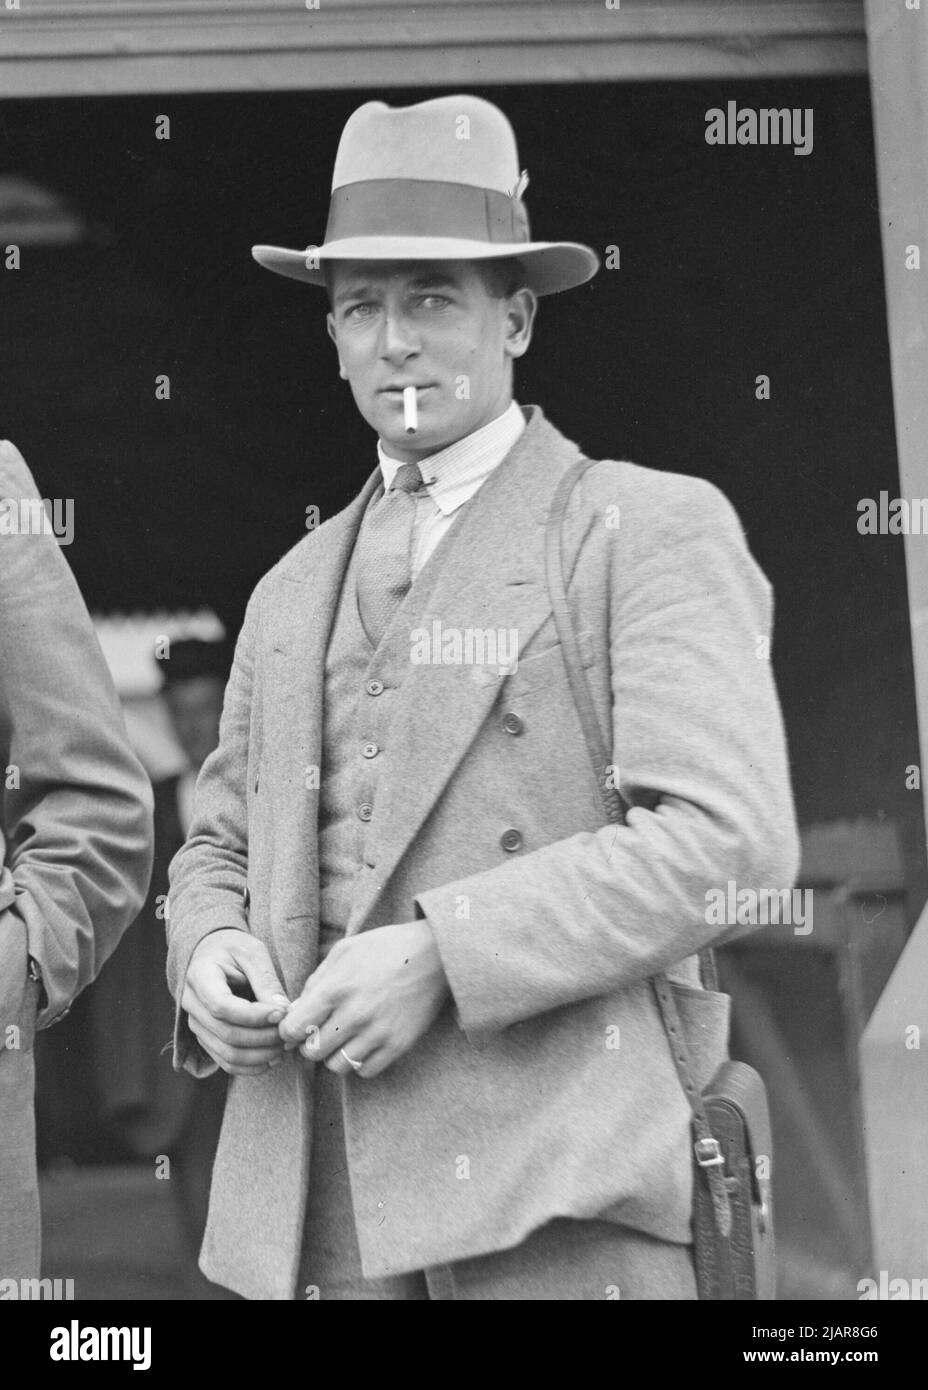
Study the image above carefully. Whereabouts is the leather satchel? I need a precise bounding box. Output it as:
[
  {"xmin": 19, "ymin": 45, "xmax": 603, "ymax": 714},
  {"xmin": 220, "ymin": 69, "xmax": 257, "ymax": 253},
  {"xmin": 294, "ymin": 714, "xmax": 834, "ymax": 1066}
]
[{"xmin": 544, "ymin": 457, "xmax": 776, "ymax": 1300}]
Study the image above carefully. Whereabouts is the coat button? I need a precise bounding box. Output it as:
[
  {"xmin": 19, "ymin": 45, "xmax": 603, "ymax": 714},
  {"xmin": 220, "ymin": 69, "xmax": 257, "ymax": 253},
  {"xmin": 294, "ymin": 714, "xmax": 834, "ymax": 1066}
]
[
  {"xmin": 358, "ymin": 803, "xmax": 374, "ymax": 822},
  {"xmin": 501, "ymin": 711, "xmax": 524, "ymax": 735},
  {"xmin": 365, "ymin": 678, "xmax": 384, "ymax": 696},
  {"xmin": 362, "ymin": 742, "xmax": 379, "ymax": 758},
  {"xmin": 500, "ymin": 828, "xmax": 523, "ymax": 852}
]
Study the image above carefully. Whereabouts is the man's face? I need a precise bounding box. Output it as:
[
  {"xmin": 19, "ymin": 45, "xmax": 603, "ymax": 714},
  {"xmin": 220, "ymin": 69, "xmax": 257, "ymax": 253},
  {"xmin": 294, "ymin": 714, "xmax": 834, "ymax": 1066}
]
[
  {"xmin": 326, "ymin": 260, "xmax": 535, "ymax": 461},
  {"xmin": 164, "ymin": 676, "xmax": 225, "ymax": 772}
]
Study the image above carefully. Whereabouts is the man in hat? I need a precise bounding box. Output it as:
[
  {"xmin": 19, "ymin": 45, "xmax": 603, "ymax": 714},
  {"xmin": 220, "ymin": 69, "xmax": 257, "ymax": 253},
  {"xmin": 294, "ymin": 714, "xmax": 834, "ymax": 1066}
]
[{"xmin": 167, "ymin": 96, "xmax": 798, "ymax": 1300}]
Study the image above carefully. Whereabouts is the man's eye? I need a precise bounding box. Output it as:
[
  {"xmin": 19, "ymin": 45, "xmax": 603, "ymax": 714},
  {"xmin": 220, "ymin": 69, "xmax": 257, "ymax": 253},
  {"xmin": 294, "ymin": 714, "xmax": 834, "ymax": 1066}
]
[
  {"xmin": 345, "ymin": 302, "xmax": 376, "ymax": 319},
  {"xmin": 419, "ymin": 294, "xmax": 451, "ymax": 309}
]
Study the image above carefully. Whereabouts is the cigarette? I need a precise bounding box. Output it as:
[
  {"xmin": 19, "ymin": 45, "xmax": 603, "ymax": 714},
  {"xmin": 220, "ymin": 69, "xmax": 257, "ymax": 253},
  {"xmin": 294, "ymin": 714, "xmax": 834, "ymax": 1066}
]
[{"xmin": 403, "ymin": 385, "xmax": 418, "ymax": 434}]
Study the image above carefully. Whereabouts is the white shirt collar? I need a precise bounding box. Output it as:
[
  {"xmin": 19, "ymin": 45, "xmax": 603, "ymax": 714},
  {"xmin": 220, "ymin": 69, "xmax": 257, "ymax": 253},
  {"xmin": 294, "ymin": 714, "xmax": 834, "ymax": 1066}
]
[{"xmin": 377, "ymin": 401, "xmax": 526, "ymax": 516}]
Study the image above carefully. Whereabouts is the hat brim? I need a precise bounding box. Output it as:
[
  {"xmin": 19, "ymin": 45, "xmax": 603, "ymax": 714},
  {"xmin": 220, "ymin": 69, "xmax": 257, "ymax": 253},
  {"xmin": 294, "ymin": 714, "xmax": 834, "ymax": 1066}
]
[{"xmin": 251, "ymin": 237, "xmax": 599, "ymax": 297}]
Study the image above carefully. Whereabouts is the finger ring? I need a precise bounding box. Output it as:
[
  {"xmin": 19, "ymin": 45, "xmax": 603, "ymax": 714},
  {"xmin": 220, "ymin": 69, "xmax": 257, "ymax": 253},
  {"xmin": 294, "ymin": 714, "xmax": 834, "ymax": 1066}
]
[{"xmin": 339, "ymin": 1047, "xmax": 364, "ymax": 1071}]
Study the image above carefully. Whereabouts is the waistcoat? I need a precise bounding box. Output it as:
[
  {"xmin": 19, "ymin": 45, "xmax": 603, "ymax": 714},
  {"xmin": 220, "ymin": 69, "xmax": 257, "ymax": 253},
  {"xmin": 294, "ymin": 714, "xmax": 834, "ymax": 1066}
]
[{"xmin": 316, "ymin": 494, "xmax": 466, "ymax": 951}]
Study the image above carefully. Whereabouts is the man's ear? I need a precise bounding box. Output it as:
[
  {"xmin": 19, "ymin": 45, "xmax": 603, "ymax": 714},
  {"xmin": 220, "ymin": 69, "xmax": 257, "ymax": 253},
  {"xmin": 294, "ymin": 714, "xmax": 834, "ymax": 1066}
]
[
  {"xmin": 326, "ymin": 312, "xmax": 349, "ymax": 380},
  {"xmin": 503, "ymin": 288, "xmax": 537, "ymax": 361}
]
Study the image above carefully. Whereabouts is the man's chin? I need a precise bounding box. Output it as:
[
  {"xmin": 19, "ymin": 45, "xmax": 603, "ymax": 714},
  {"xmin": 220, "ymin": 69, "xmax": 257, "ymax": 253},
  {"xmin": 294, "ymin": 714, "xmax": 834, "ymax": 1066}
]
[{"xmin": 376, "ymin": 415, "xmax": 465, "ymax": 459}]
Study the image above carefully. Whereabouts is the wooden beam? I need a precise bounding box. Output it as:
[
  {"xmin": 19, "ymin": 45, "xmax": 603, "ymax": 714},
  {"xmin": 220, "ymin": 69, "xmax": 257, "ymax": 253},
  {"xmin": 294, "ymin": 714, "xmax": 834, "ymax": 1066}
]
[
  {"xmin": 860, "ymin": 901, "xmax": 928, "ymax": 1277},
  {"xmin": 858, "ymin": 0, "xmax": 928, "ymax": 1286},
  {"xmin": 864, "ymin": 0, "xmax": 928, "ymax": 857},
  {"xmin": 0, "ymin": 2, "xmax": 867, "ymax": 98}
]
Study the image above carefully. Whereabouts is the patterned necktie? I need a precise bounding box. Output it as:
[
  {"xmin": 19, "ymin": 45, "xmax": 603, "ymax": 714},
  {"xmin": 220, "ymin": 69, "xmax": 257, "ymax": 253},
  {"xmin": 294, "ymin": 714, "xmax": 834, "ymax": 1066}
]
[{"xmin": 356, "ymin": 460, "xmax": 424, "ymax": 646}]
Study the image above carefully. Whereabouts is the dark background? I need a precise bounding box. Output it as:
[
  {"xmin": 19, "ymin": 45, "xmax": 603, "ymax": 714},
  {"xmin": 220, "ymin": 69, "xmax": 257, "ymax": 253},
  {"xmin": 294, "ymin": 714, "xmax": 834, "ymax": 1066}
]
[{"xmin": 1, "ymin": 75, "xmax": 921, "ymax": 892}]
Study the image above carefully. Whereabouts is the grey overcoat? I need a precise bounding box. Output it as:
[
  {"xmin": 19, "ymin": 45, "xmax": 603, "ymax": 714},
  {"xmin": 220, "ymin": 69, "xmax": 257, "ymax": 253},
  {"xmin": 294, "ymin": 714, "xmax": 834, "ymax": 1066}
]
[{"xmin": 0, "ymin": 440, "xmax": 153, "ymax": 1281}]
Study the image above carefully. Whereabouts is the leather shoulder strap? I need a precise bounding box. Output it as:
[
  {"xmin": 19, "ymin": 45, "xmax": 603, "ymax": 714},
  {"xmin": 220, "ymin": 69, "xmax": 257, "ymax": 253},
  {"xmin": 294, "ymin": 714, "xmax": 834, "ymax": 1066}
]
[{"xmin": 543, "ymin": 457, "xmax": 731, "ymax": 1238}]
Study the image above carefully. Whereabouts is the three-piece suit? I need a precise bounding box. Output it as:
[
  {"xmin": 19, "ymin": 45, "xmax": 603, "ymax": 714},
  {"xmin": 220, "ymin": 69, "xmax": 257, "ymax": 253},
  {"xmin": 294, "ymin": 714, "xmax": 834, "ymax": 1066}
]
[{"xmin": 167, "ymin": 406, "xmax": 798, "ymax": 1299}]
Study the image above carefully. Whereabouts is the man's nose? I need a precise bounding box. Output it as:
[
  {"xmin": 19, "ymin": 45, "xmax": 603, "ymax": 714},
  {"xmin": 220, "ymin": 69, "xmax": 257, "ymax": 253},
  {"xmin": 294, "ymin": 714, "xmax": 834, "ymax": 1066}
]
[{"xmin": 378, "ymin": 310, "xmax": 419, "ymax": 363}]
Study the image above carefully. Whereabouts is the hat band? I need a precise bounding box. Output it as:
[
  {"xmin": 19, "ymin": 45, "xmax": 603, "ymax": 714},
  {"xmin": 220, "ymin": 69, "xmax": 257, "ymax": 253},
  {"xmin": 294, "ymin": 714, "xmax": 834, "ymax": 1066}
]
[{"xmin": 323, "ymin": 179, "xmax": 531, "ymax": 247}]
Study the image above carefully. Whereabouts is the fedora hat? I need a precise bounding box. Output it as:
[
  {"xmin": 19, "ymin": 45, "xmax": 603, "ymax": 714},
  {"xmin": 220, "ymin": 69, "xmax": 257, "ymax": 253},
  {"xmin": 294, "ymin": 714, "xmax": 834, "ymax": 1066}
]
[{"xmin": 251, "ymin": 94, "xmax": 599, "ymax": 297}]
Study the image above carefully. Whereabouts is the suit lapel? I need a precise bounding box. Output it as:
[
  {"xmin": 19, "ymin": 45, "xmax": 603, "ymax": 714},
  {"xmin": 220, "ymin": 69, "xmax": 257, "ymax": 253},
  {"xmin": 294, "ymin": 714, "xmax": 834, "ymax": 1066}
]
[{"xmin": 348, "ymin": 406, "xmax": 582, "ymax": 933}]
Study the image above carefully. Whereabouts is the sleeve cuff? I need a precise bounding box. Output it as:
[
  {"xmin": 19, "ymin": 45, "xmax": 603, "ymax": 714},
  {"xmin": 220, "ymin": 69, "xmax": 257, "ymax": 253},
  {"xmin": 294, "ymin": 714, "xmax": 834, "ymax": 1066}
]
[{"xmin": 168, "ymin": 917, "xmax": 248, "ymax": 1076}]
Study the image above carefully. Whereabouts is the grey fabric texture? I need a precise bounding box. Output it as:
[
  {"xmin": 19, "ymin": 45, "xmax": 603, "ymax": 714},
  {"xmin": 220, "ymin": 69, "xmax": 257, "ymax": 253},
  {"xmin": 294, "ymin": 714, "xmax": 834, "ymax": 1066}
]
[
  {"xmin": 0, "ymin": 440, "xmax": 154, "ymax": 1280},
  {"xmin": 166, "ymin": 407, "xmax": 798, "ymax": 1300}
]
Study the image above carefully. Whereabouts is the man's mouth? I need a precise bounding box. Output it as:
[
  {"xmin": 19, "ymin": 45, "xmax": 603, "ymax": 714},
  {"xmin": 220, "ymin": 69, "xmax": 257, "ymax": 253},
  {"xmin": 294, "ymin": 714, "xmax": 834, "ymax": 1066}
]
[{"xmin": 379, "ymin": 384, "xmax": 437, "ymax": 397}]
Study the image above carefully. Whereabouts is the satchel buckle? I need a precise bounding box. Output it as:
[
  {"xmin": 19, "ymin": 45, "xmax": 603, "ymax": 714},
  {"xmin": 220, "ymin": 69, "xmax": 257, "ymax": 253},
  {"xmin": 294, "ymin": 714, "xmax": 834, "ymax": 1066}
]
[
  {"xmin": 695, "ymin": 1137, "xmax": 725, "ymax": 1168},
  {"xmin": 757, "ymin": 1197, "xmax": 770, "ymax": 1235}
]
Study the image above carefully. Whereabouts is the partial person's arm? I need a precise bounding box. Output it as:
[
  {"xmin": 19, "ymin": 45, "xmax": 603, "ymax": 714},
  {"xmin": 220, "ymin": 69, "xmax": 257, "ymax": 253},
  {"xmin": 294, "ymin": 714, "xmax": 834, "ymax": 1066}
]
[
  {"xmin": 280, "ymin": 470, "xmax": 800, "ymax": 1074},
  {"xmin": 166, "ymin": 585, "xmax": 289, "ymax": 1076},
  {"xmin": 416, "ymin": 472, "xmax": 800, "ymax": 1036},
  {"xmin": 0, "ymin": 440, "xmax": 154, "ymax": 1027}
]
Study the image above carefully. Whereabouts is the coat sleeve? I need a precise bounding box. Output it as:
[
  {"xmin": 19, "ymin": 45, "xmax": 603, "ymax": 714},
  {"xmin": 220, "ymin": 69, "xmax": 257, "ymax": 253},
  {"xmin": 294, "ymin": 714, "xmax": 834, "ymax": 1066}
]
[
  {"xmin": 415, "ymin": 472, "xmax": 801, "ymax": 1037},
  {"xmin": 165, "ymin": 579, "xmax": 262, "ymax": 1075},
  {"xmin": 0, "ymin": 440, "xmax": 154, "ymax": 1028}
]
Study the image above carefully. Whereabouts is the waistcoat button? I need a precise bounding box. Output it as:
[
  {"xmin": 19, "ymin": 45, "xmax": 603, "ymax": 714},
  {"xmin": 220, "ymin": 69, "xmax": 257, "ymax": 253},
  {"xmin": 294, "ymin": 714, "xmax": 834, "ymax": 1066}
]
[
  {"xmin": 501, "ymin": 712, "xmax": 524, "ymax": 735},
  {"xmin": 362, "ymin": 742, "xmax": 379, "ymax": 758},
  {"xmin": 500, "ymin": 828, "xmax": 523, "ymax": 852},
  {"xmin": 358, "ymin": 803, "xmax": 374, "ymax": 822},
  {"xmin": 365, "ymin": 678, "xmax": 385, "ymax": 696}
]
